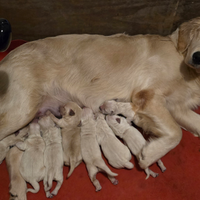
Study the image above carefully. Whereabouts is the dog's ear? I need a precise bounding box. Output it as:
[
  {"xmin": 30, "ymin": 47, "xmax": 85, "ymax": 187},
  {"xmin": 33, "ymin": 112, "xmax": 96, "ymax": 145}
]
[
  {"xmin": 116, "ymin": 118, "xmax": 121, "ymax": 124},
  {"xmin": 177, "ymin": 24, "xmax": 193, "ymax": 53},
  {"xmin": 173, "ymin": 17, "xmax": 200, "ymax": 53}
]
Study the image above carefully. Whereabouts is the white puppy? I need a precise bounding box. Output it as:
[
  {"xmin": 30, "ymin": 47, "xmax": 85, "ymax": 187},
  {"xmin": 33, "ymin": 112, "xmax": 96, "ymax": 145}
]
[
  {"xmin": 0, "ymin": 127, "xmax": 28, "ymax": 164},
  {"xmin": 6, "ymin": 146, "xmax": 27, "ymax": 200},
  {"xmin": 47, "ymin": 102, "xmax": 82, "ymax": 178},
  {"xmin": 38, "ymin": 114, "xmax": 63, "ymax": 198},
  {"xmin": 16, "ymin": 122, "xmax": 45, "ymax": 194},
  {"xmin": 106, "ymin": 115, "xmax": 166, "ymax": 179},
  {"xmin": 100, "ymin": 100, "xmax": 135, "ymax": 124},
  {"xmin": 95, "ymin": 112, "xmax": 133, "ymax": 169},
  {"xmin": 80, "ymin": 108, "xmax": 118, "ymax": 191}
]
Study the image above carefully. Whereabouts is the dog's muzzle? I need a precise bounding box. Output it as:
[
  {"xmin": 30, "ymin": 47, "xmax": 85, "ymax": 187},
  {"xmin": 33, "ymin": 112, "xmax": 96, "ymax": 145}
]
[{"xmin": 192, "ymin": 51, "xmax": 200, "ymax": 66}]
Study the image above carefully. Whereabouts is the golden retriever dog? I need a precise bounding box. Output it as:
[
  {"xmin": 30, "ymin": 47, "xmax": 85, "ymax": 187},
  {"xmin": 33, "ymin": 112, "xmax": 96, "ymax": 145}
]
[
  {"xmin": 47, "ymin": 102, "xmax": 82, "ymax": 178},
  {"xmin": 38, "ymin": 114, "xmax": 63, "ymax": 198},
  {"xmin": 80, "ymin": 108, "xmax": 118, "ymax": 191},
  {"xmin": 95, "ymin": 112, "xmax": 133, "ymax": 169},
  {"xmin": 6, "ymin": 146, "xmax": 27, "ymax": 200},
  {"xmin": 1, "ymin": 17, "xmax": 200, "ymax": 169},
  {"xmin": 16, "ymin": 122, "xmax": 45, "ymax": 194},
  {"xmin": 106, "ymin": 115, "xmax": 166, "ymax": 179},
  {"xmin": 0, "ymin": 127, "xmax": 28, "ymax": 164}
]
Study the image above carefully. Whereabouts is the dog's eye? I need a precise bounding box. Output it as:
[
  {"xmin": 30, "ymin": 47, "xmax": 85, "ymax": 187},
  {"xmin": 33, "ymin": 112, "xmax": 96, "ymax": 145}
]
[
  {"xmin": 69, "ymin": 109, "xmax": 75, "ymax": 116},
  {"xmin": 116, "ymin": 118, "xmax": 121, "ymax": 124}
]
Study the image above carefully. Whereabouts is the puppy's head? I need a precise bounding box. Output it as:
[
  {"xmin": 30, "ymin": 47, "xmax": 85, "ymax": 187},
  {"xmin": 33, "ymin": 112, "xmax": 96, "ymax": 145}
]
[
  {"xmin": 99, "ymin": 100, "xmax": 118, "ymax": 115},
  {"xmin": 171, "ymin": 17, "xmax": 200, "ymax": 72},
  {"xmin": 60, "ymin": 101, "xmax": 82, "ymax": 126},
  {"xmin": 38, "ymin": 115, "xmax": 55, "ymax": 131},
  {"xmin": 106, "ymin": 115, "xmax": 128, "ymax": 136}
]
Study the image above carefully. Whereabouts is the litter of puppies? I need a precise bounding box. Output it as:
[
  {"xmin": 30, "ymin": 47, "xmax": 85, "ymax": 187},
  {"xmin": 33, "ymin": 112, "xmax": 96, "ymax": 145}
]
[{"xmin": 1, "ymin": 101, "xmax": 167, "ymax": 199}]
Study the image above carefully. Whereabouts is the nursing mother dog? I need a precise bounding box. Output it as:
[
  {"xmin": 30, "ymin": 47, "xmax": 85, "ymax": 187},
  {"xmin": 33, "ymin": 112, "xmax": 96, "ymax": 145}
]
[{"xmin": 1, "ymin": 17, "xmax": 200, "ymax": 170}]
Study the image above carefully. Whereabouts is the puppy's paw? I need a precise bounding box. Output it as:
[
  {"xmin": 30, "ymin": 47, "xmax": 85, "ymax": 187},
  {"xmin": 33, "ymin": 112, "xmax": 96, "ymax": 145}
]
[
  {"xmin": 137, "ymin": 150, "xmax": 149, "ymax": 169},
  {"xmin": 46, "ymin": 191, "xmax": 53, "ymax": 198}
]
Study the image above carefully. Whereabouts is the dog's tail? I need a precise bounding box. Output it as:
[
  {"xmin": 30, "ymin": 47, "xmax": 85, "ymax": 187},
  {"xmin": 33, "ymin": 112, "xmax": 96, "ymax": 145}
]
[
  {"xmin": 27, "ymin": 180, "xmax": 40, "ymax": 193},
  {"xmin": 95, "ymin": 159, "xmax": 118, "ymax": 177},
  {"xmin": 67, "ymin": 158, "xmax": 76, "ymax": 178}
]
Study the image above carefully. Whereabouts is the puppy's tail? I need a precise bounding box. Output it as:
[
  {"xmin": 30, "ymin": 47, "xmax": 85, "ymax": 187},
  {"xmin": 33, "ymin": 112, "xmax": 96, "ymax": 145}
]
[
  {"xmin": 27, "ymin": 180, "xmax": 40, "ymax": 193},
  {"xmin": 67, "ymin": 158, "xmax": 82, "ymax": 178},
  {"xmin": 67, "ymin": 158, "xmax": 76, "ymax": 178},
  {"xmin": 95, "ymin": 160, "xmax": 118, "ymax": 177}
]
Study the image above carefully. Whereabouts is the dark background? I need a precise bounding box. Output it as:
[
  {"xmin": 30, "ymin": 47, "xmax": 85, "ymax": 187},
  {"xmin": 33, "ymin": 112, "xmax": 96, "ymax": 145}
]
[{"xmin": 0, "ymin": 0, "xmax": 199, "ymax": 41}]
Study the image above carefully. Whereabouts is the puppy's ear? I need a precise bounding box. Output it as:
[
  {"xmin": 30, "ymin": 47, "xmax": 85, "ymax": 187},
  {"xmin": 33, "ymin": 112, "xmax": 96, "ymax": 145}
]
[
  {"xmin": 116, "ymin": 118, "xmax": 121, "ymax": 124},
  {"xmin": 69, "ymin": 109, "xmax": 75, "ymax": 116},
  {"xmin": 16, "ymin": 142, "xmax": 26, "ymax": 151}
]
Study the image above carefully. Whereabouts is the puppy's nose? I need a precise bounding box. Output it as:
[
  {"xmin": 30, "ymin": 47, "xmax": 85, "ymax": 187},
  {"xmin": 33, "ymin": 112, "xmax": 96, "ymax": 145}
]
[{"xmin": 192, "ymin": 51, "xmax": 200, "ymax": 65}]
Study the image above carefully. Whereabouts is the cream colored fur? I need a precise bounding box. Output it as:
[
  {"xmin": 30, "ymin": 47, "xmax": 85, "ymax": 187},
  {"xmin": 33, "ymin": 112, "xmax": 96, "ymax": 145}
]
[
  {"xmin": 1, "ymin": 18, "xmax": 200, "ymax": 169},
  {"xmin": 16, "ymin": 122, "xmax": 45, "ymax": 194},
  {"xmin": 95, "ymin": 112, "xmax": 133, "ymax": 169},
  {"xmin": 38, "ymin": 114, "xmax": 63, "ymax": 198},
  {"xmin": 80, "ymin": 108, "xmax": 118, "ymax": 191},
  {"xmin": 0, "ymin": 127, "xmax": 28, "ymax": 164},
  {"xmin": 106, "ymin": 115, "xmax": 166, "ymax": 179},
  {"xmin": 6, "ymin": 146, "xmax": 27, "ymax": 200},
  {"xmin": 47, "ymin": 101, "xmax": 82, "ymax": 178},
  {"xmin": 100, "ymin": 100, "xmax": 135, "ymax": 124}
]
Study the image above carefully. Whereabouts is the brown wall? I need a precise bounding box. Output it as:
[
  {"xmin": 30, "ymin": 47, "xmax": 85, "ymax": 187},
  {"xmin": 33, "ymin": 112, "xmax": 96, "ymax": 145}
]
[{"xmin": 0, "ymin": 0, "xmax": 200, "ymax": 41}]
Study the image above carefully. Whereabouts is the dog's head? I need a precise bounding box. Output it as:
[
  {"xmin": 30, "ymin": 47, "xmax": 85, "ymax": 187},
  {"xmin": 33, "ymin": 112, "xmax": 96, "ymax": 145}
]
[
  {"xmin": 106, "ymin": 115, "xmax": 128, "ymax": 136},
  {"xmin": 60, "ymin": 101, "xmax": 82, "ymax": 126},
  {"xmin": 99, "ymin": 100, "xmax": 118, "ymax": 115},
  {"xmin": 171, "ymin": 17, "xmax": 200, "ymax": 72}
]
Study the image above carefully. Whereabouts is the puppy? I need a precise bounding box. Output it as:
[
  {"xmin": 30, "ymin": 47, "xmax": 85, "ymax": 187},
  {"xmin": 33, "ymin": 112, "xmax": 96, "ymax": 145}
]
[
  {"xmin": 80, "ymin": 108, "xmax": 118, "ymax": 191},
  {"xmin": 47, "ymin": 101, "xmax": 82, "ymax": 178},
  {"xmin": 16, "ymin": 122, "xmax": 45, "ymax": 194},
  {"xmin": 95, "ymin": 112, "xmax": 133, "ymax": 169},
  {"xmin": 38, "ymin": 114, "xmax": 63, "ymax": 198},
  {"xmin": 0, "ymin": 127, "xmax": 28, "ymax": 164},
  {"xmin": 6, "ymin": 146, "xmax": 27, "ymax": 200},
  {"xmin": 106, "ymin": 115, "xmax": 166, "ymax": 179},
  {"xmin": 100, "ymin": 100, "xmax": 134, "ymax": 124}
]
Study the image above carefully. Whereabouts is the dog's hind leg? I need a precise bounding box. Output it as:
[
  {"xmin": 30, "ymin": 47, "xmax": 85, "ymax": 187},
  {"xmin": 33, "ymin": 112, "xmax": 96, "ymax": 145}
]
[
  {"xmin": 51, "ymin": 177, "xmax": 63, "ymax": 196},
  {"xmin": 86, "ymin": 164, "xmax": 102, "ymax": 191},
  {"xmin": 0, "ymin": 91, "xmax": 41, "ymax": 140},
  {"xmin": 157, "ymin": 159, "xmax": 166, "ymax": 172}
]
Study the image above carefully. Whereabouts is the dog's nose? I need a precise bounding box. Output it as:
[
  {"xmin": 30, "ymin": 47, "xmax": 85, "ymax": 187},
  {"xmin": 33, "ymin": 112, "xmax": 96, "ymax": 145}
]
[{"xmin": 192, "ymin": 51, "xmax": 200, "ymax": 65}]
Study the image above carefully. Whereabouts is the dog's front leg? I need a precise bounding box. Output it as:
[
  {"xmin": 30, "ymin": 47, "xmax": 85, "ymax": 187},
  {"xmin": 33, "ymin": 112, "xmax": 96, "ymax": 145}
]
[
  {"xmin": 132, "ymin": 90, "xmax": 182, "ymax": 169},
  {"xmin": 170, "ymin": 109, "xmax": 200, "ymax": 137}
]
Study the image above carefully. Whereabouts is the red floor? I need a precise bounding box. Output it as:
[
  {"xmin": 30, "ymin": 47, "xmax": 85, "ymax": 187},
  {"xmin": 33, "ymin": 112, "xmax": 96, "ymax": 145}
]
[{"xmin": 0, "ymin": 41, "xmax": 200, "ymax": 200}]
